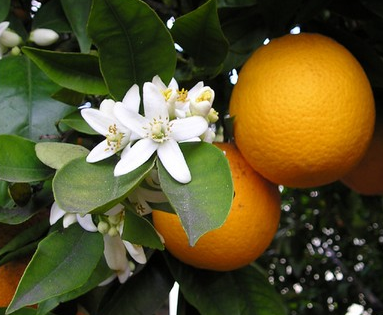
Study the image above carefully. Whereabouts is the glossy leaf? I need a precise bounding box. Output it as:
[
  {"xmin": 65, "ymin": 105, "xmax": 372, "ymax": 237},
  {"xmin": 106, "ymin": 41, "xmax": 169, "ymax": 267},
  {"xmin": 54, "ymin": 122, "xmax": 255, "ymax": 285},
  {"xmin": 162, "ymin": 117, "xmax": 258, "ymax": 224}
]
[
  {"xmin": 31, "ymin": 0, "xmax": 71, "ymax": 32},
  {"xmin": 0, "ymin": 307, "xmax": 53, "ymax": 315},
  {"xmin": 60, "ymin": 0, "xmax": 92, "ymax": 52},
  {"xmin": 0, "ymin": 56, "xmax": 74, "ymax": 142},
  {"xmin": 166, "ymin": 253, "xmax": 288, "ymax": 315},
  {"xmin": 51, "ymin": 88, "xmax": 85, "ymax": 106},
  {"xmin": 158, "ymin": 142, "xmax": 233, "ymax": 246},
  {"xmin": 53, "ymin": 156, "xmax": 155, "ymax": 214},
  {"xmin": 171, "ymin": 0, "xmax": 229, "ymax": 67},
  {"xmin": 0, "ymin": 0, "xmax": 10, "ymax": 21},
  {"xmin": 59, "ymin": 111, "xmax": 98, "ymax": 135},
  {"xmin": 35, "ymin": 142, "xmax": 89, "ymax": 170},
  {"xmin": 0, "ymin": 135, "xmax": 53, "ymax": 183},
  {"xmin": 123, "ymin": 206, "xmax": 164, "ymax": 250},
  {"xmin": 98, "ymin": 252, "xmax": 174, "ymax": 315},
  {"xmin": 7, "ymin": 224, "xmax": 104, "ymax": 313},
  {"xmin": 87, "ymin": 0, "xmax": 177, "ymax": 100},
  {"xmin": 22, "ymin": 47, "xmax": 108, "ymax": 95}
]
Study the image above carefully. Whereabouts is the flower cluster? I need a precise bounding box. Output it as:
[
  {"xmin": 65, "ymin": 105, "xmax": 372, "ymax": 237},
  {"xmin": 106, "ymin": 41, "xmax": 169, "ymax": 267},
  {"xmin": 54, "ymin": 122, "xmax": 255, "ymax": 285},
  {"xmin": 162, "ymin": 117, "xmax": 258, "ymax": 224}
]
[{"xmin": 81, "ymin": 75, "xmax": 219, "ymax": 184}]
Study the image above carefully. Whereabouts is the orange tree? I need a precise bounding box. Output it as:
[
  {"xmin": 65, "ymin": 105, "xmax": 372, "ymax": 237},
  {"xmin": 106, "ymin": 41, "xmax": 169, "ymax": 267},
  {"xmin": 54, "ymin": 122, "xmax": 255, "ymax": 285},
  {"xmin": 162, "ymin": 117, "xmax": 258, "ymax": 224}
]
[{"xmin": 1, "ymin": 0, "xmax": 383, "ymax": 315}]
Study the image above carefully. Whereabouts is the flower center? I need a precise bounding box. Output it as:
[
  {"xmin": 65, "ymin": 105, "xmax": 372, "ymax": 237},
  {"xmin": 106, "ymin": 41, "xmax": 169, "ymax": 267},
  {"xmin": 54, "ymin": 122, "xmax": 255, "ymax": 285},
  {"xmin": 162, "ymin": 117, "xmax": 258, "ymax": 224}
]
[
  {"xmin": 196, "ymin": 90, "xmax": 212, "ymax": 102},
  {"xmin": 177, "ymin": 88, "xmax": 188, "ymax": 102},
  {"xmin": 162, "ymin": 88, "xmax": 173, "ymax": 101},
  {"xmin": 105, "ymin": 124, "xmax": 124, "ymax": 152},
  {"xmin": 148, "ymin": 117, "xmax": 171, "ymax": 143}
]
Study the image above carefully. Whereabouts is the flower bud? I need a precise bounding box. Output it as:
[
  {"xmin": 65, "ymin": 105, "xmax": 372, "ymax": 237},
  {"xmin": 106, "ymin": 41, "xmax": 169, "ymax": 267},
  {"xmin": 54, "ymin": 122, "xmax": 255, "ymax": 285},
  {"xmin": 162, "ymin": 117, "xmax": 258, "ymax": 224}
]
[
  {"xmin": 11, "ymin": 46, "xmax": 21, "ymax": 56},
  {"xmin": 30, "ymin": 28, "xmax": 59, "ymax": 46},
  {"xmin": 0, "ymin": 30, "xmax": 22, "ymax": 47},
  {"xmin": 207, "ymin": 108, "xmax": 219, "ymax": 123}
]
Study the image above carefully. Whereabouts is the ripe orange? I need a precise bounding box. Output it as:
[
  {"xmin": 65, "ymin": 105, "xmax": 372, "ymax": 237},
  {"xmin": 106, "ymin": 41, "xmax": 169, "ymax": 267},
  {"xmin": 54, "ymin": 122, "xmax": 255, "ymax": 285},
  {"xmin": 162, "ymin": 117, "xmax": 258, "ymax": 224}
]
[
  {"xmin": 229, "ymin": 32, "xmax": 375, "ymax": 188},
  {"xmin": 0, "ymin": 223, "xmax": 30, "ymax": 307},
  {"xmin": 152, "ymin": 142, "xmax": 281, "ymax": 271},
  {"xmin": 341, "ymin": 119, "xmax": 383, "ymax": 195}
]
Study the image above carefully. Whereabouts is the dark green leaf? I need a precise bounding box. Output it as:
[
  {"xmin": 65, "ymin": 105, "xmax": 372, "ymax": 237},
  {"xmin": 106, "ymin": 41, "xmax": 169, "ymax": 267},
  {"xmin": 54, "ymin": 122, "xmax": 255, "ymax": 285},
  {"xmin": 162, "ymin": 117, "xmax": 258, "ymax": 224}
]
[
  {"xmin": 35, "ymin": 142, "xmax": 89, "ymax": 170},
  {"xmin": 8, "ymin": 183, "xmax": 32, "ymax": 207},
  {"xmin": 158, "ymin": 142, "xmax": 233, "ymax": 246},
  {"xmin": 31, "ymin": 0, "xmax": 71, "ymax": 32},
  {"xmin": 7, "ymin": 224, "xmax": 104, "ymax": 313},
  {"xmin": 53, "ymin": 156, "xmax": 155, "ymax": 214},
  {"xmin": 123, "ymin": 206, "xmax": 164, "ymax": 250},
  {"xmin": 0, "ymin": 0, "xmax": 10, "ymax": 21},
  {"xmin": 0, "ymin": 135, "xmax": 53, "ymax": 183},
  {"xmin": 60, "ymin": 0, "xmax": 92, "ymax": 52},
  {"xmin": 216, "ymin": 0, "xmax": 256, "ymax": 8},
  {"xmin": 0, "ymin": 181, "xmax": 13, "ymax": 208},
  {"xmin": 22, "ymin": 47, "xmax": 108, "ymax": 95},
  {"xmin": 166, "ymin": 253, "xmax": 288, "ymax": 315},
  {"xmin": 98, "ymin": 252, "xmax": 174, "ymax": 315},
  {"xmin": 0, "ymin": 55, "xmax": 74, "ymax": 142},
  {"xmin": 59, "ymin": 110, "xmax": 98, "ymax": 135},
  {"xmin": 87, "ymin": 0, "xmax": 177, "ymax": 100},
  {"xmin": 171, "ymin": 0, "xmax": 229, "ymax": 67},
  {"xmin": 51, "ymin": 88, "xmax": 85, "ymax": 106},
  {"xmin": 0, "ymin": 307, "xmax": 53, "ymax": 315}
]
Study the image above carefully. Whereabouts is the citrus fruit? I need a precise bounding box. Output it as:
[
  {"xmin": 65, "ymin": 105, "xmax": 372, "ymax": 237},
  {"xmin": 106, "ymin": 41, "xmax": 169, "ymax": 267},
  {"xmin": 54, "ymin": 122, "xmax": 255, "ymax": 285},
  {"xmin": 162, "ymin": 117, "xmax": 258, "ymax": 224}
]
[
  {"xmin": 341, "ymin": 118, "xmax": 383, "ymax": 195},
  {"xmin": 0, "ymin": 223, "xmax": 30, "ymax": 307},
  {"xmin": 229, "ymin": 32, "xmax": 375, "ymax": 188},
  {"xmin": 152, "ymin": 142, "xmax": 281, "ymax": 271}
]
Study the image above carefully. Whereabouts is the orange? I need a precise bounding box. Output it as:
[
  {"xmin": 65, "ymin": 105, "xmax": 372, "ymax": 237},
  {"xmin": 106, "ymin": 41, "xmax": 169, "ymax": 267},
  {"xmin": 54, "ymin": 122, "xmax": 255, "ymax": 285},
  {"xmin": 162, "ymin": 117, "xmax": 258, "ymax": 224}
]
[
  {"xmin": 152, "ymin": 142, "xmax": 281, "ymax": 271},
  {"xmin": 0, "ymin": 223, "xmax": 30, "ymax": 307},
  {"xmin": 229, "ymin": 32, "xmax": 375, "ymax": 188},
  {"xmin": 341, "ymin": 118, "xmax": 383, "ymax": 195}
]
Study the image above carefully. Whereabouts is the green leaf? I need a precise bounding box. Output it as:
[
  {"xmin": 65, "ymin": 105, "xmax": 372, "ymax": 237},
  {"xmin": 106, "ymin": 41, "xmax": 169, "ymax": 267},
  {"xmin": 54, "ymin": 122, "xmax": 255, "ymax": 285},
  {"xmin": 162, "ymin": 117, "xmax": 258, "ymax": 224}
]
[
  {"xmin": 216, "ymin": 0, "xmax": 256, "ymax": 8},
  {"xmin": 22, "ymin": 47, "xmax": 108, "ymax": 95},
  {"xmin": 53, "ymin": 156, "xmax": 155, "ymax": 214},
  {"xmin": 87, "ymin": 0, "xmax": 177, "ymax": 100},
  {"xmin": 0, "ymin": 56, "xmax": 74, "ymax": 142},
  {"xmin": 98, "ymin": 252, "xmax": 174, "ymax": 315},
  {"xmin": 7, "ymin": 224, "xmax": 104, "ymax": 313},
  {"xmin": 0, "ymin": 307, "xmax": 53, "ymax": 315},
  {"xmin": 35, "ymin": 142, "xmax": 89, "ymax": 170},
  {"xmin": 165, "ymin": 253, "xmax": 288, "ymax": 315},
  {"xmin": 51, "ymin": 88, "xmax": 85, "ymax": 106},
  {"xmin": 36, "ymin": 257, "xmax": 113, "ymax": 315},
  {"xmin": 60, "ymin": 0, "xmax": 92, "ymax": 53},
  {"xmin": 0, "ymin": 135, "xmax": 54, "ymax": 183},
  {"xmin": 59, "ymin": 110, "xmax": 98, "ymax": 135},
  {"xmin": 0, "ymin": 0, "xmax": 10, "ymax": 21},
  {"xmin": 171, "ymin": 0, "xmax": 229, "ymax": 67},
  {"xmin": 8, "ymin": 183, "xmax": 32, "ymax": 207},
  {"xmin": 31, "ymin": 0, "xmax": 71, "ymax": 32},
  {"xmin": 123, "ymin": 206, "xmax": 164, "ymax": 250},
  {"xmin": 158, "ymin": 142, "xmax": 233, "ymax": 246}
]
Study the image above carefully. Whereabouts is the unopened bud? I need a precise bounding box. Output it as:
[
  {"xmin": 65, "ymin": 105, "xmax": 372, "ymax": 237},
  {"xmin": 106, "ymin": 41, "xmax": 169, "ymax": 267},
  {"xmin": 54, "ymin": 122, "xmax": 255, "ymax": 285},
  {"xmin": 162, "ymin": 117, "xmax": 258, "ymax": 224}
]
[
  {"xmin": 97, "ymin": 221, "xmax": 110, "ymax": 234},
  {"xmin": 30, "ymin": 28, "xmax": 59, "ymax": 46},
  {"xmin": 0, "ymin": 30, "xmax": 22, "ymax": 48},
  {"xmin": 11, "ymin": 46, "xmax": 21, "ymax": 56},
  {"xmin": 207, "ymin": 108, "xmax": 219, "ymax": 123}
]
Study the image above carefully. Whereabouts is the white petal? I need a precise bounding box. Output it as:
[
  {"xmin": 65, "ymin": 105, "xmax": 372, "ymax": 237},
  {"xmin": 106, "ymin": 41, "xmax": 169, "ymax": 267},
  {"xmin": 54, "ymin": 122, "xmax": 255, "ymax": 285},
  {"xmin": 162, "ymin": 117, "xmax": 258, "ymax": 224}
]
[
  {"xmin": 98, "ymin": 274, "xmax": 117, "ymax": 286},
  {"xmin": 77, "ymin": 214, "xmax": 98, "ymax": 232},
  {"xmin": 63, "ymin": 214, "xmax": 78, "ymax": 228},
  {"xmin": 123, "ymin": 241, "xmax": 147, "ymax": 264},
  {"xmin": 168, "ymin": 77, "xmax": 179, "ymax": 90},
  {"xmin": 171, "ymin": 116, "xmax": 208, "ymax": 141},
  {"xmin": 0, "ymin": 22, "xmax": 10, "ymax": 37},
  {"xmin": 105, "ymin": 204, "xmax": 124, "ymax": 216},
  {"xmin": 157, "ymin": 140, "xmax": 191, "ymax": 184},
  {"xmin": 86, "ymin": 139, "xmax": 117, "ymax": 163},
  {"xmin": 114, "ymin": 102, "xmax": 148, "ymax": 138},
  {"xmin": 99, "ymin": 99, "xmax": 116, "ymax": 116},
  {"xmin": 143, "ymin": 82, "xmax": 168, "ymax": 120},
  {"xmin": 114, "ymin": 139, "xmax": 158, "ymax": 176},
  {"xmin": 81, "ymin": 108, "xmax": 116, "ymax": 136},
  {"xmin": 137, "ymin": 187, "xmax": 168, "ymax": 203},
  {"xmin": 49, "ymin": 202, "xmax": 66, "ymax": 225},
  {"xmin": 188, "ymin": 81, "xmax": 204, "ymax": 98},
  {"xmin": 103, "ymin": 234, "xmax": 129, "ymax": 271},
  {"xmin": 116, "ymin": 265, "xmax": 131, "ymax": 283},
  {"xmin": 122, "ymin": 84, "xmax": 140, "ymax": 113},
  {"xmin": 152, "ymin": 75, "xmax": 167, "ymax": 90}
]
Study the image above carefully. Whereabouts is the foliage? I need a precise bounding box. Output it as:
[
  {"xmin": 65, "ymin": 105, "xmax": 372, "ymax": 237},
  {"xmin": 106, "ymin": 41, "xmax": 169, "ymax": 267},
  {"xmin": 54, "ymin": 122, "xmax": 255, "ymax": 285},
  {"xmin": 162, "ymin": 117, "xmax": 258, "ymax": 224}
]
[{"xmin": 0, "ymin": 0, "xmax": 383, "ymax": 314}]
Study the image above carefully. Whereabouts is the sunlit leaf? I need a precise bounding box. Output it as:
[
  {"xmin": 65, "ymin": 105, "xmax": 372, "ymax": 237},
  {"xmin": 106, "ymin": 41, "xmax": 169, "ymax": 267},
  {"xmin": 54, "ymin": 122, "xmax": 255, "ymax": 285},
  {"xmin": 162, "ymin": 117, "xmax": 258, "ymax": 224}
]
[
  {"xmin": 0, "ymin": 135, "xmax": 53, "ymax": 183},
  {"xmin": 7, "ymin": 224, "xmax": 103, "ymax": 313},
  {"xmin": 22, "ymin": 47, "xmax": 108, "ymax": 95},
  {"xmin": 0, "ymin": 56, "xmax": 74, "ymax": 142},
  {"xmin": 87, "ymin": 0, "xmax": 176, "ymax": 100},
  {"xmin": 53, "ymin": 156, "xmax": 155, "ymax": 214},
  {"xmin": 158, "ymin": 142, "xmax": 233, "ymax": 246}
]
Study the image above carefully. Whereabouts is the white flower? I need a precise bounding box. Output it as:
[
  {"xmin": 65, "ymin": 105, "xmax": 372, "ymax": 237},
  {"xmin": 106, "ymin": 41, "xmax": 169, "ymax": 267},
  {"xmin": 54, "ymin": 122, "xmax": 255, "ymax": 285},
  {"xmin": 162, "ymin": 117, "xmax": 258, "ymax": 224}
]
[
  {"xmin": 114, "ymin": 82, "xmax": 208, "ymax": 183},
  {"xmin": 29, "ymin": 28, "xmax": 59, "ymax": 46},
  {"xmin": 81, "ymin": 86, "xmax": 140, "ymax": 162},
  {"xmin": 50, "ymin": 202, "xmax": 98, "ymax": 232},
  {"xmin": 0, "ymin": 21, "xmax": 21, "ymax": 59},
  {"xmin": 128, "ymin": 186, "xmax": 168, "ymax": 215}
]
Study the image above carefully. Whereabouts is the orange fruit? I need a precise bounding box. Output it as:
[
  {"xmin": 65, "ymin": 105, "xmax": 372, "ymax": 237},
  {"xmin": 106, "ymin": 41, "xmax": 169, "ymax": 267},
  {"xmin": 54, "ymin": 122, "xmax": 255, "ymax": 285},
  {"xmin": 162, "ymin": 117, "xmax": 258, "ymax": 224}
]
[
  {"xmin": 229, "ymin": 32, "xmax": 375, "ymax": 188},
  {"xmin": 341, "ymin": 119, "xmax": 383, "ymax": 195},
  {"xmin": 0, "ymin": 223, "xmax": 30, "ymax": 307},
  {"xmin": 152, "ymin": 142, "xmax": 281, "ymax": 271}
]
